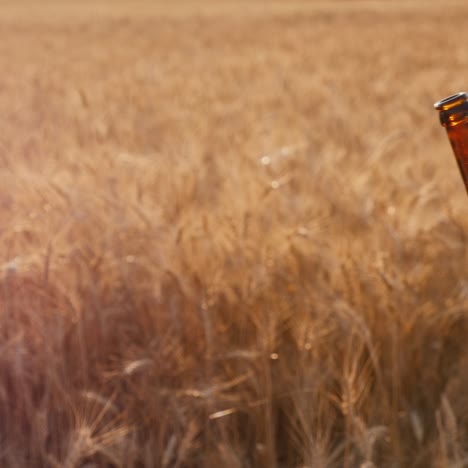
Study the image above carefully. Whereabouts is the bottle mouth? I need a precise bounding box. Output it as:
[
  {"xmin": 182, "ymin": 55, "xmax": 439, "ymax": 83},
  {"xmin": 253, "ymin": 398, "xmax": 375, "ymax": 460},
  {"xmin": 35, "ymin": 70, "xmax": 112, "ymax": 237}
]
[
  {"xmin": 434, "ymin": 92, "xmax": 468, "ymax": 127},
  {"xmin": 434, "ymin": 92, "xmax": 468, "ymax": 111}
]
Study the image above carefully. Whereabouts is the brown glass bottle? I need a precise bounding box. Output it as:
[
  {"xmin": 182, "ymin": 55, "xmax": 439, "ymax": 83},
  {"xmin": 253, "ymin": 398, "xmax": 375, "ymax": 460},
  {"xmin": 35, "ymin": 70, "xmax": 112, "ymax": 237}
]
[{"xmin": 434, "ymin": 92, "xmax": 468, "ymax": 192}]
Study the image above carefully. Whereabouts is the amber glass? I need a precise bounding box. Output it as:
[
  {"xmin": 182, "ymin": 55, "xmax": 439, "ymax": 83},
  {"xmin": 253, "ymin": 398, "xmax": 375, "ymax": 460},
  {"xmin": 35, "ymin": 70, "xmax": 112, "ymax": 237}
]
[{"xmin": 434, "ymin": 92, "xmax": 468, "ymax": 192}]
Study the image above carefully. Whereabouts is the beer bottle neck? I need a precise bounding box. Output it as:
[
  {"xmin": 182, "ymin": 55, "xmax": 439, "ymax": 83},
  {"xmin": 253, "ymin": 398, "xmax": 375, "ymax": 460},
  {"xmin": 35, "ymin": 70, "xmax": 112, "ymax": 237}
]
[{"xmin": 435, "ymin": 92, "xmax": 468, "ymax": 192}]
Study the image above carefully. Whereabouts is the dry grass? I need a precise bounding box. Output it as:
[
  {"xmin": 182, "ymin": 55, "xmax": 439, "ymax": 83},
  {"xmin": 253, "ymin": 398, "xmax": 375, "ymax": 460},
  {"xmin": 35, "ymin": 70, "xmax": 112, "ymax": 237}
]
[{"xmin": 1, "ymin": 1, "xmax": 468, "ymax": 466}]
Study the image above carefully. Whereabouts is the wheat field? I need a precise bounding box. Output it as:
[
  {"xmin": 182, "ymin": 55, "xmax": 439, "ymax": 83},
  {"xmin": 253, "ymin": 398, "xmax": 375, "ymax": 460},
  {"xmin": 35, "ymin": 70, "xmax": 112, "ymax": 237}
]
[{"xmin": 1, "ymin": 1, "xmax": 468, "ymax": 467}]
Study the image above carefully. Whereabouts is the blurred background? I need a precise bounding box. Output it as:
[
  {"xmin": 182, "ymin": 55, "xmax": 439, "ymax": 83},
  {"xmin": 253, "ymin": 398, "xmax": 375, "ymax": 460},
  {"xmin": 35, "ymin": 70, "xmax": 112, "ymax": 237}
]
[{"xmin": 1, "ymin": 1, "xmax": 468, "ymax": 467}]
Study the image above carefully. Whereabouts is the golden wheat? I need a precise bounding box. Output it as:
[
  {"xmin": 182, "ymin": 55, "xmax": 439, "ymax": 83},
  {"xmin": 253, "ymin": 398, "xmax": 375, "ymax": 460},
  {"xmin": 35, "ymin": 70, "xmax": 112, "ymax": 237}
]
[{"xmin": 1, "ymin": 1, "xmax": 468, "ymax": 466}]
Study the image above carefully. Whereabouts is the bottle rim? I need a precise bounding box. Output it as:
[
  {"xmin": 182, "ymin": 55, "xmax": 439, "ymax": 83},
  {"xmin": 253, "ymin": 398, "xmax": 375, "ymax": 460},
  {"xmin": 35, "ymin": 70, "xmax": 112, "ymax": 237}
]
[{"xmin": 434, "ymin": 92, "xmax": 468, "ymax": 111}]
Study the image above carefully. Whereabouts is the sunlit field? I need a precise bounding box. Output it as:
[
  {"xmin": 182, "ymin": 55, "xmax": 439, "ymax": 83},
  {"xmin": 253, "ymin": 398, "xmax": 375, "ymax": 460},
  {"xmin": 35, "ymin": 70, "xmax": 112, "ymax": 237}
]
[{"xmin": 2, "ymin": 1, "xmax": 468, "ymax": 466}]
